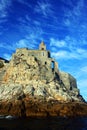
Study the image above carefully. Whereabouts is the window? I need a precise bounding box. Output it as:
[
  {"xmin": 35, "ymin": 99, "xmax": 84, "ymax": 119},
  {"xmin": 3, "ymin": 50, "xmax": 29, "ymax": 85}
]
[
  {"xmin": 48, "ymin": 52, "xmax": 50, "ymax": 58},
  {"xmin": 42, "ymin": 52, "xmax": 44, "ymax": 56},
  {"xmin": 41, "ymin": 48, "xmax": 44, "ymax": 50},
  {"xmin": 45, "ymin": 62, "xmax": 47, "ymax": 65},
  {"xmin": 51, "ymin": 61, "xmax": 55, "ymax": 71}
]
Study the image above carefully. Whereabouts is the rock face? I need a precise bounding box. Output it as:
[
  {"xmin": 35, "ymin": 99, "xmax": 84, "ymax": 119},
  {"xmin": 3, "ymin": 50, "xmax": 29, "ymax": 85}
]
[{"xmin": 0, "ymin": 42, "xmax": 86, "ymax": 117}]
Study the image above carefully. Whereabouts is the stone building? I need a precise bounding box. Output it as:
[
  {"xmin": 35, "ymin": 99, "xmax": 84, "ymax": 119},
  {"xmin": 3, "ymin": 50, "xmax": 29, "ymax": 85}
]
[{"xmin": 16, "ymin": 41, "xmax": 58, "ymax": 73}]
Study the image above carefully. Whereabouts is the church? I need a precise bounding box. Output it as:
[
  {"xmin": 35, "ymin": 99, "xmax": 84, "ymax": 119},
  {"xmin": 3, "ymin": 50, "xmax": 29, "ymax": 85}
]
[{"xmin": 15, "ymin": 41, "xmax": 58, "ymax": 73}]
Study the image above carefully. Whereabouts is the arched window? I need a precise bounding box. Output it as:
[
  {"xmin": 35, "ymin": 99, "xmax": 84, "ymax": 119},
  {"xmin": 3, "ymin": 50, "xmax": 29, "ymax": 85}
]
[
  {"xmin": 51, "ymin": 61, "xmax": 55, "ymax": 71},
  {"xmin": 48, "ymin": 52, "xmax": 50, "ymax": 58},
  {"xmin": 45, "ymin": 62, "xmax": 47, "ymax": 65},
  {"xmin": 41, "ymin": 48, "xmax": 44, "ymax": 50},
  {"xmin": 42, "ymin": 52, "xmax": 44, "ymax": 56}
]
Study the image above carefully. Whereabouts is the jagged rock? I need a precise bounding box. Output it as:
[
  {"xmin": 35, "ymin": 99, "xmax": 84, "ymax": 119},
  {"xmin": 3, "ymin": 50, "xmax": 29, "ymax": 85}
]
[
  {"xmin": 0, "ymin": 41, "xmax": 86, "ymax": 117},
  {"xmin": 59, "ymin": 71, "xmax": 78, "ymax": 90},
  {"xmin": 0, "ymin": 84, "xmax": 24, "ymax": 101}
]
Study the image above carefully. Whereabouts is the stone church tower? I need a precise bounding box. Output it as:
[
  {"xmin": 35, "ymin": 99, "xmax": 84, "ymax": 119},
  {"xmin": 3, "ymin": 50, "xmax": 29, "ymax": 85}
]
[
  {"xmin": 14, "ymin": 41, "xmax": 59, "ymax": 81},
  {"xmin": 39, "ymin": 41, "xmax": 46, "ymax": 50}
]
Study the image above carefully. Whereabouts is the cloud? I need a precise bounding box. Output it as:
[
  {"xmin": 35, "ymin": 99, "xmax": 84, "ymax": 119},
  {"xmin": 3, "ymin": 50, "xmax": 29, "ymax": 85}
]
[
  {"xmin": 18, "ymin": 14, "xmax": 43, "ymax": 35},
  {"xmin": 63, "ymin": 0, "xmax": 87, "ymax": 41},
  {"xmin": 17, "ymin": 0, "xmax": 32, "ymax": 8},
  {"xmin": 50, "ymin": 35, "xmax": 87, "ymax": 61},
  {"xmin": 64, "ymin": 19, "xmax": 71, "ymax": 26},
  {"xmin": 3, "ymin": 53, "xmax": 11, "ymax": 60},
  {"xmin": 63, "ymin": 0, "xmax": 84, "ymax": 19},
  {"xmin": 33, "ymin": 20, "xmax": 41, "ymax": 26},
  {"xmin": 0, "ymin": 27, "xmax": 44, "ymax": 54},
  {"xmin": 18, "ymin": 18, "xmax": 44, "ymax": 47},
  {"xmin": 51, "ymin": 48, "xmax": 87, "ymax": 60},
  {"xmin": 0, "ymin": 42, "xmax": 14, "ymax": 50},
  {"xmin": 51, "ymin": 51, "xmax": 68, "ymax": 59},
  {"xmin": 0, "ymin": 0, "xmax": 12, "ymax": 18},
  {"xmin": 61, "ymin": 0, "xmax": 73, "ymax": 6},
  {"xmin": 50, "ymin": 36, "xmax": 76, "ymax": 50},
  {"xmin": 15, "ymin": 39, "xmax": 29, "ymax": 48},
  {"xmin": 73, "ymin": 0, "xmax": 84, "ymax": 16},
  {"xmin": 0, "ymin": 38, "xmax": 36, "ymax": 52},
  {"xmin": 78, "ymin": 79, "xmax": 87, "ymax": 88},
  {"xmin": 18, "ymin": 15, "xmax": 31, "ymax": 26},
  {"xmin": 51, "ymin": 50, "xmax": 78, "ymax": 60},
  {"xmin": 0, "ymin": 39, "xmax": 36, "ymax": 60},
  {"xmin": 77, "ymin": 78, "xmax": 87, "ymax": 101},
  {"xmin": 35, "ymin": 0, "xmax": 53, "ymax": 16},
  {"xmin": 15, "ymin": 38, "xmax": 37, "ymax": 49},
  {"xmin": 80, "ymin": 66, "xmax": 87, "ymax": 73},
  {"xmin": 50, "ymin": 38, "xmax": 67, "ymax": 47}
]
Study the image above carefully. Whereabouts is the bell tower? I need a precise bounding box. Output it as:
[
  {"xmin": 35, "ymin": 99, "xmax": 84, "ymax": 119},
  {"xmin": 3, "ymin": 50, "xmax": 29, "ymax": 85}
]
[{"xmin": 39, "ymin": 41, "xmax": 46, "ymax": 50}]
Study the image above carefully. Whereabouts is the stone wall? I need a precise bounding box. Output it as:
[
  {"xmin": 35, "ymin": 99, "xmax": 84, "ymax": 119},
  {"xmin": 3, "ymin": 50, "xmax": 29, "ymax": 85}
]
[{"xmin": 14, "ymin": 48, "xmax": 58, "ymax": 73}]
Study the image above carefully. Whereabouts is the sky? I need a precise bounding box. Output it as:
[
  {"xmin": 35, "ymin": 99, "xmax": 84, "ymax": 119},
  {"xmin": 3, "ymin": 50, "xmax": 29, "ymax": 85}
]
[{"xmin": 0, "ymin": 0, "xmax": 87, "ymax": 100}]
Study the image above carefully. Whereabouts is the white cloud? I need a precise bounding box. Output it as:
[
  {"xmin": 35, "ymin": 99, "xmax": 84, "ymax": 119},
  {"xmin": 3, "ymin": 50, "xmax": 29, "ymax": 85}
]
[
  {"xmin": 15, "ymin": 38, "xmax": 37, "ymax": 49},
  {"xmin": 78, "ymin": 79, "xmax": 87, "ymax": 88},
  {"xmin": 0, "ymin": 42, "xmax": 14, "ymax": 50},
  {"xmin": 50, "ymin": 35, "xmax": 87, "ymax": 61},
  {"xmin": 0, "ymin": 37, "xmax": 38, "ymax": 60},
  {"xmin": 80, "ymin": 66, "xmax": 87, "ymax": 73},
  {"xmin": 17, "ymin": 0, "xmax": 32, "ymax": 8},
  {"xmin": 17, "ymin": 0, "xmax": 25, "ymax": 3},
  {"xmin": 50, "ymin": 36, "xmax": 77, "ymax": 50},
  {"xmin": 3, "ymin": 53, "xmax": 11, "ymax": 60},
  {"xmin": 51, "ymin": 47, "xmax": 87, "ymax": 60},
  {"xmin": 0, "ymin": 10, "xmax": 44, "ymax": 52},
  {"xmin": 0, "ymin": 27, "xmax": 43, "ymax": 52},
  {"xmin": 61, "ymin": 0, "xmax": 73, "ymax": 6},
  {"xmin": 73, "ymin": 0, "xmax": 84, "ymax": 16},
  {"xmin": 15, "ymin": 39, "xmax": 29, "ymax": 48},
  {"xmin": 18, "ymin": 15, "xmax": 44, "ymax": 39},
  {"xmin": 77, "ymin": 48, "xmax": 85, "ymax": 53},
  {"xmin": 35, "ymin": 0, "xmax": 53, "ymax": 16},
  {"xmin": 77, "ymin": 78, "xmax": 87, "ymax": 101},
  {"xmin": 63, "ymin": 0, "xmax": 87, "ymax": 41},
  {"xmin": 51, "ymin": 51, "xmax": 67, "ymax": 59},
  {"xmin": 64, "ymin": 0, "xmax": 84, "ymax": 19},
  {"xmin": 50, "ymin": 38, "xmax": 67, "ymax": 47},
  {"xmin": 64, "ymin": 19, "xmax": 71, "ymax": 26},
  {"xmin": 0, "ymin": 38, "xmax": 36, "ymax": 52},
  {"xmin": 33, "ymin": 20, "xmax": 41, "ymax": 26},
  {"xmin": 51, "ymin": 50, "xmax": 78, "ymax": 59},
  {"xmin": 0, "ymin": 0, "xmax": 11, "ymax": 18}
]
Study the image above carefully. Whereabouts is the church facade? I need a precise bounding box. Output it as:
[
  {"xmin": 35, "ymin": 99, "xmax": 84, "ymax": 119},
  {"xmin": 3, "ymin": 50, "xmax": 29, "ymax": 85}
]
[{"xmin": 15, "ymin": 41, "xmax": 58, "ymax": 73}]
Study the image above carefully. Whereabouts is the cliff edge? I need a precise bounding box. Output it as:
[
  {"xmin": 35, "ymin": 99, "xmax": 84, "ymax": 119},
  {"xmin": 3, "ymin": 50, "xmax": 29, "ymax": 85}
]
[{"xmin": 0, "ymin": 42, "xmax": 86, "ymax": 117}]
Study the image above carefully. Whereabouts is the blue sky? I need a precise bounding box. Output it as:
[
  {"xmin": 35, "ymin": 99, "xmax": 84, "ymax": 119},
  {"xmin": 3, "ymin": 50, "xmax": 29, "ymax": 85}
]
[{"xmin": 0, "ymin": 0, "xmax": 87, "ymax": 100}]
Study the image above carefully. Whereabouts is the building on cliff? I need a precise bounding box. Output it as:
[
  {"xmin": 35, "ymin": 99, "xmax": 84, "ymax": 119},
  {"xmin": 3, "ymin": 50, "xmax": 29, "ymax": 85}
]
[
  {"xmin": 0, "ymin": 41, "xmax": 84, "ymax": 102},
  {"xmin": 15, "ymin": 41, "xmax": 58, "ymax": 73}
]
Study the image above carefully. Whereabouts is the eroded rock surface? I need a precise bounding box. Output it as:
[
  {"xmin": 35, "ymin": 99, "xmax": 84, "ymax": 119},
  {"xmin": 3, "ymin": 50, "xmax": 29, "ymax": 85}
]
[{"xmin": 0, "ymin": 42, "xmax": 86, "ymax": 117}]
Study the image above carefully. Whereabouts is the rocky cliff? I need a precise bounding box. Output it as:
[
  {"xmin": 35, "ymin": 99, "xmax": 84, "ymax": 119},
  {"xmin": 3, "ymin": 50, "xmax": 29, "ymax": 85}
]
[{"xmin": 0, "ymin": 46, "xmax": 86, "ymax": 117}]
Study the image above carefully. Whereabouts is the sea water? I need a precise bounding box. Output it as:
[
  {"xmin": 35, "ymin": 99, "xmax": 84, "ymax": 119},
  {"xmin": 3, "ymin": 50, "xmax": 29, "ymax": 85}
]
[{"xmin": 0, "ymin": 116, "xmax": 87, "ymax": 130}]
